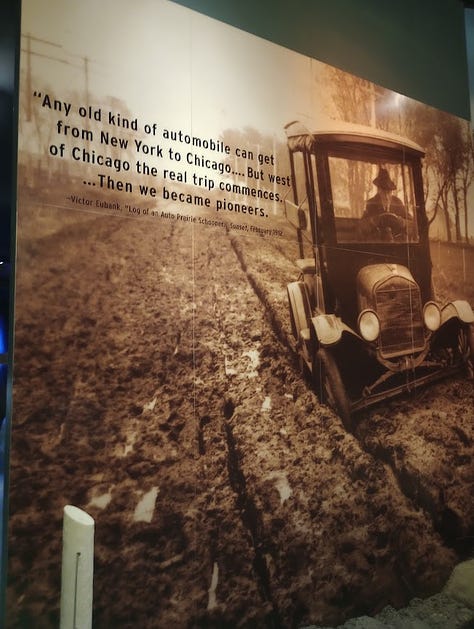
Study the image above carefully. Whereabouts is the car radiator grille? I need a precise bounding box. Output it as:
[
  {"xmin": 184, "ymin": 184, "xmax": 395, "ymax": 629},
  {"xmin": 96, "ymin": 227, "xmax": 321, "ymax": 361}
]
[{"xmin": 375, "ymin": 278, "xmax": 425, "ymax": 357}]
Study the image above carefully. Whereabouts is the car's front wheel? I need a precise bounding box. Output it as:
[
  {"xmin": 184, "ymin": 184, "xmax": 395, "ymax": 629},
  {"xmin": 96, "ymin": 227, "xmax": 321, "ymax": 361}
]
[{"xmin": 314, "ymin": 348, "xmax": 352, "ymax": 431}]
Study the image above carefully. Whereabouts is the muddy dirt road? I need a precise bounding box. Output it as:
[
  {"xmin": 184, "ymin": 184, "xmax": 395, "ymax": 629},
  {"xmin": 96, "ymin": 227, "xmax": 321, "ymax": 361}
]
[{"xmin": 7, "ymin": 202, "xmax": 474, "ymax": 628}]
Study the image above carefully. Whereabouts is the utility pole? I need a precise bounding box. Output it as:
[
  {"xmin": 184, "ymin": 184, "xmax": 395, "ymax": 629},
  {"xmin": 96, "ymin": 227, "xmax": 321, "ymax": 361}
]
[{"xmin": 21, "ymin": 33, "xmax": 63, "ymax": 121}]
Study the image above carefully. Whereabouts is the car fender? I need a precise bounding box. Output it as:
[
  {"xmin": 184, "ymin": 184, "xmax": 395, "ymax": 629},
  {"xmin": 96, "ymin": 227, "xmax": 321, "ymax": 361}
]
[
  {"xmin": 311, "ymin": 313, "xmax": 357, "ymax": 346},
  {"xmin": 441, "ymin": 300, "xmax": 474, "ymax": 326}
]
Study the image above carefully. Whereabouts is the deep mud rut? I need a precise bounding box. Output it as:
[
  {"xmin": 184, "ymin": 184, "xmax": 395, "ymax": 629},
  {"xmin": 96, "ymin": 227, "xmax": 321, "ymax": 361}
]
[{"xmin": 6, "ymin": 203, "xmax": 474, "ymax": 628}]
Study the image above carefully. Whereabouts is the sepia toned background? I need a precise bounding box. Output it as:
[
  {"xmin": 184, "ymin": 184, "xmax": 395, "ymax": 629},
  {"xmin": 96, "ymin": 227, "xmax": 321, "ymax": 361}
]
[{"xmin": 5, "ymin": 1, "xmax": 474, "ymax": 627}]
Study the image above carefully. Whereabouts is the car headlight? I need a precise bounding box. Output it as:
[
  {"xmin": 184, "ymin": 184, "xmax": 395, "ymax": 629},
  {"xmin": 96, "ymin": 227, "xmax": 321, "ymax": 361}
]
[
  {"xmin": 423, "ymin": 301, "xmax": 441, "ymax": 331},
  {"xmin": 358, "ymin": 309, "xmax": 380, "ymax": 342}
]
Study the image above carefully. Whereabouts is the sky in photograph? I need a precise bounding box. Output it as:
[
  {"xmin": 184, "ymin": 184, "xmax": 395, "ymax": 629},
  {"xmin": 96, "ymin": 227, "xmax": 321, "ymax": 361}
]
[{"xmin": 19, "ymin": 0, "xmax": 327, "ymax": 140}]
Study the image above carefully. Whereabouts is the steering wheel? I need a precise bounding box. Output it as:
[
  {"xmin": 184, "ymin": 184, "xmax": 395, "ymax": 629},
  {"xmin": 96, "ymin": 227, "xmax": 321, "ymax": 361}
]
[{"xmin": 371, "ymin": 212, "xmax": 406, "ymax": 241}]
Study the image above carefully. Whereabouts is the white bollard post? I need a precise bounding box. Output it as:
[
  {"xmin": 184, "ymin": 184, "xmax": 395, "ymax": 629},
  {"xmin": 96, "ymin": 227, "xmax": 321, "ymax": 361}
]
[{"xmin": 60, "ymin": 505, "xmax": 95, "ymax": 629}]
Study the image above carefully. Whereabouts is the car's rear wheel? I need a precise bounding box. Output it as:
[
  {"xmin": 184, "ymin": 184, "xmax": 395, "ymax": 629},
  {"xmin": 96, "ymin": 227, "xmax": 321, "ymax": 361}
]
[
  {"xmin": 314, "ymin": 348, "xmax": 352, "ymax": 431},
  {"xmin": 458, "ymin": 322, "xmax": 474, "ymax": 377},
  {"xmin": 469, "ymin": 324, "xmax": 474, "ymax": 371},
  {"xmin": 287, "ymin": 282, "xmax": 311, "ymax": 338},
  {"xmin": 287, "ymin": 282, "xmax": 312, "ymax": 375}
]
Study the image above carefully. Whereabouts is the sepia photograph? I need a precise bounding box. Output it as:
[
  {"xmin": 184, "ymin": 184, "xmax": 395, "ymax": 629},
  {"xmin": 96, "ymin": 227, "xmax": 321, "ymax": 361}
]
[{"xmin": 7, "ymin": 1, "xmax": 474, "ymax": 627}]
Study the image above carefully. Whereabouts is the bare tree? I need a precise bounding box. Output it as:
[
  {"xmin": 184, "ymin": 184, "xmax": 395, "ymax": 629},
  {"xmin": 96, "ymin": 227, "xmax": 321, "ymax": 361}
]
[
  {"xmin": 323, "ymin": 66, "xmax": 374, "ymax": 125},
  {"xmin": 391, "ymin": 99, "xmax": 473, "ymax": 242}
]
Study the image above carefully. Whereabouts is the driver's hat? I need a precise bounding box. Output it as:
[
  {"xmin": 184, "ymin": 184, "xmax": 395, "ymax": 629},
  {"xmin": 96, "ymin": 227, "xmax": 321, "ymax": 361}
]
[{"xmin": 373, "ymin": 168, "xmax": 396, "ymax": 190}]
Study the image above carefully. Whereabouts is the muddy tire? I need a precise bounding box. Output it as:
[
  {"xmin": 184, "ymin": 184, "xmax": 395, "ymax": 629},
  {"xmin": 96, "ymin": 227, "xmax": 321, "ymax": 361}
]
[
  {"xmin": 464, "ymin": 323, "xmax": 474, "ymax": 378},
  {"xmin": 287, "ymin": 282, "xmax": 311, "ymax": 340},
  {"xmin": 315, "ymin": 348, "xmax": 352, "ymax": 431},
  {"xmin": 287, "ymin": 281, "xmax": 312, "ymax": 375}
]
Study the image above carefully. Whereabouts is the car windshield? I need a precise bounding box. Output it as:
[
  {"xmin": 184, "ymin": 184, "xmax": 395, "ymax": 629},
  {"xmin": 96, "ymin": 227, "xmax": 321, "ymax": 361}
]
[{"xmin": 327, "ymin": 155, "xmax": 419, "ymax": 244}]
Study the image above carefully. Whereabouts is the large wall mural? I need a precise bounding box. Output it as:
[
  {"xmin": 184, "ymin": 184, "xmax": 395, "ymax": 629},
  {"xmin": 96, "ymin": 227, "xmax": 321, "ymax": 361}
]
[{"xmin": 8, "ymin": 0, "xmax": 474, "ymax": 626}]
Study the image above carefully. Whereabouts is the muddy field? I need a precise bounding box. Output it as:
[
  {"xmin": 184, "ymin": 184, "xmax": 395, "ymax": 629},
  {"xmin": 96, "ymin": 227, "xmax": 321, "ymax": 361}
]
[{"xmin": 6, "ymin": 197, "xmax": 474, "ymax": 628}]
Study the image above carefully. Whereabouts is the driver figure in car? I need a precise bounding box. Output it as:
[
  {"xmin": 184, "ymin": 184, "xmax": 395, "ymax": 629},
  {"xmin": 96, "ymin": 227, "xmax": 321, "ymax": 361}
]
[{"xmin": 361, "ymin": 167, "xmax": 410, "ymax": 240}]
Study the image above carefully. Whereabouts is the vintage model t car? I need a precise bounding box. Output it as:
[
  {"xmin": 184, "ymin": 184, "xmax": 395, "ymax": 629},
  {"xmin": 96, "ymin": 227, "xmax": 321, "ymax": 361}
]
[{"xmin": 284, "ymin": 120, "xmax": 474, "ymax": 430}]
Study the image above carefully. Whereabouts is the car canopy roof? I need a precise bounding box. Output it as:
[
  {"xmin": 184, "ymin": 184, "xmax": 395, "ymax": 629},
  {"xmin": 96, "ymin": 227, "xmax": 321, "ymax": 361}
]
[{"xmin": 284, "ymin": 119, "xmax": 425, "ymax": 157}]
